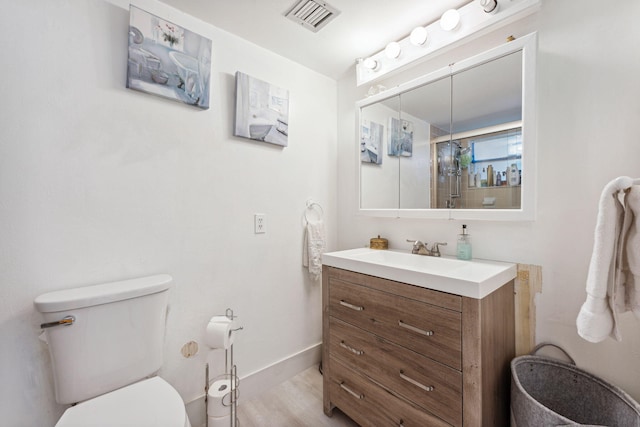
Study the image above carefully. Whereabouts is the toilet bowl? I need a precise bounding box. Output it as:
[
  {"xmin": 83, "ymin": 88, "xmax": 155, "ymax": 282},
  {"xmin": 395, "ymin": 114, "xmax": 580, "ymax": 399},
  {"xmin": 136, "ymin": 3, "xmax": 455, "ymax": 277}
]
[{"xmin": 55, "ymin": 377, "xmax": 191, "ymax": 427}]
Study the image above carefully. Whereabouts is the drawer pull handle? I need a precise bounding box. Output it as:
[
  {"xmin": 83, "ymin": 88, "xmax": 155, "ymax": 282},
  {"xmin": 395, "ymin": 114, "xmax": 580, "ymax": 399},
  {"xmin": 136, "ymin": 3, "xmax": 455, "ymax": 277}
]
[
  {"xmin": 340, "ymin": 300, "xmax": 364, "ymax": 311},
  {"xmin": 339, "ymin": 382, "xmax": 364, "ymax": 400},
  {"xmin": 340, "ymin": 341, "xmax": 364, "ymax": 356},
  {"xmin": 399, "ymin": 370, "xmax": 435, "ymax": 392},
  {"xmin": 398, "ymin": 320, "xmax": 434, "ymax": 336}
]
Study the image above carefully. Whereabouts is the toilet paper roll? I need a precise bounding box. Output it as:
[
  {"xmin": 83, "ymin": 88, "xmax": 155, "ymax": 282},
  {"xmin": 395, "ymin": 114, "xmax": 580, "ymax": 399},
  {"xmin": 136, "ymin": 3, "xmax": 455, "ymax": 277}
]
[
  {"xmin": 205, "ymin": 316, "xmax": 236, "ymax": 349},
  {"xmin": 207, "ymin": 414, "xmax": 232, "ymax": 427},
  {"xmin": 207, "ymin": 379, "xmax": 237, "ymax": 417}
]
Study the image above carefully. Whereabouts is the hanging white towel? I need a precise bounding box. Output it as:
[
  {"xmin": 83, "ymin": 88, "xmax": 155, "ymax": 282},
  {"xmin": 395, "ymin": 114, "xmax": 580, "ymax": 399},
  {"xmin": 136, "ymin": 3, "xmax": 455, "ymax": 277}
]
[
  {"xmin": 618, "ymin": 186, "xmax": 640, "ymax": 318},
  {"xmin": 303, "ymin": 220, "xmax": 326, "ymax": 281},
  {"xmin": 577, "ymin": 176, "xmax": 640, "ymax": 342}
]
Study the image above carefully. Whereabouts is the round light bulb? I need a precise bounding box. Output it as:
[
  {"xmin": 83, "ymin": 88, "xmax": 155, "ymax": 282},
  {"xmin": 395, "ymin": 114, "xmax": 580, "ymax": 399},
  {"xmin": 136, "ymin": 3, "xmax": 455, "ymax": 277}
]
[
  {"xmin": 410, "ymin": 27, "xmax": 428, "ymax": 46},
  {"xmin": 440, "ymin": 9, "xmax": 461, "ymax": 32},
  {"xmin": 385, "ymin": 42, "xmax": 401, "ymax": 59},
  {"xmin": 363, "ymin": 57, "xmax": 378, "ymax": 70}
]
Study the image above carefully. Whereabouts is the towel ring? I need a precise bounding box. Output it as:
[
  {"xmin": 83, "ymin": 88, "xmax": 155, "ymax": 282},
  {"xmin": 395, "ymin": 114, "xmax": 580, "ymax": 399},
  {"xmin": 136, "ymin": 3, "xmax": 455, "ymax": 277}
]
[{"xmin": 304, "ymin": 200, "xmax": 324, "ymax": 223}]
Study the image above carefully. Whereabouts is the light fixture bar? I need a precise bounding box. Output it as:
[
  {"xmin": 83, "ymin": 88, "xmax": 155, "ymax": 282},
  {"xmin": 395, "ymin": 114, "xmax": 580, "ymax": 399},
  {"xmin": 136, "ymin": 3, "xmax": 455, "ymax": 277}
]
[{"xmin": 356, "ymin": 0, "xmax": 540, "ymax": 86}]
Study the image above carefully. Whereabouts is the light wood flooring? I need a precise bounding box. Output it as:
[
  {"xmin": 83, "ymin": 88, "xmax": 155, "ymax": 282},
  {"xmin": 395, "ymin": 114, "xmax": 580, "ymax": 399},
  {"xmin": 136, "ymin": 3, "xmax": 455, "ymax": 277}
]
[{"xmin": 237, "ymin": 365, "xmax": 358, "ymax": 427}]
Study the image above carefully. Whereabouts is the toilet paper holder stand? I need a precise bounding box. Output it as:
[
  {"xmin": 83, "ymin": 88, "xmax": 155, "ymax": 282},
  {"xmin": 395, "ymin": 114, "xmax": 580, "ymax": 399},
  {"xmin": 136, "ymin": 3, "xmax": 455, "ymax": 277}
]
[{"xmin": 205, "ymin": 308, "xmax": 243, "ymax": 427}]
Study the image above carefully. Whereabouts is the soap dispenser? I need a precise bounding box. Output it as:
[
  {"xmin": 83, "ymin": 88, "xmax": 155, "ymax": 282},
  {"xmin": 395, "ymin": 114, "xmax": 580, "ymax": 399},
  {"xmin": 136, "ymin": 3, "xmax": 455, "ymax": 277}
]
[{"xmin": 456, "ymin": 224, "xmax": 472, "ymax": 260}]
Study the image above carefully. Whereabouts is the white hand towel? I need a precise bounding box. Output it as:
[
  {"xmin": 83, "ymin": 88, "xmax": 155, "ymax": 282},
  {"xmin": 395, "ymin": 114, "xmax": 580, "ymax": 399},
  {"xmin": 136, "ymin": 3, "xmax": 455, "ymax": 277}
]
[
  {"xmin": 618, "ymin": 185, "xmax": 640, "ymax": 319},
  {"xmin": 303, "ymin": 220, "xmax": 326, "ymax": 281},
  {"xmin": 577, "ymin": 176, "xmax": 633, "ymax": 342}
]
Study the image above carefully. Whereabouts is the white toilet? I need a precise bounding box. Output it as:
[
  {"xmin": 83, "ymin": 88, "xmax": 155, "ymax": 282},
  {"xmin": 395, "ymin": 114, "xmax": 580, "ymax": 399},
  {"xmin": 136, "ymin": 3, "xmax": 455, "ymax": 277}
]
[{"xmin": 34, "ymin": 274, "xmax": 191, "ymax": 427}]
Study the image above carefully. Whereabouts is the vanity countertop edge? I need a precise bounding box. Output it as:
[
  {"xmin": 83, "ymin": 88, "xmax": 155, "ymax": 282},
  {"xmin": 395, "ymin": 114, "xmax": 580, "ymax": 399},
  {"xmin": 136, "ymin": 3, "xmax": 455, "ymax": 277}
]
[{"xmin": 322, "ymin": 248, "xmax": 516, "ymax": 299}]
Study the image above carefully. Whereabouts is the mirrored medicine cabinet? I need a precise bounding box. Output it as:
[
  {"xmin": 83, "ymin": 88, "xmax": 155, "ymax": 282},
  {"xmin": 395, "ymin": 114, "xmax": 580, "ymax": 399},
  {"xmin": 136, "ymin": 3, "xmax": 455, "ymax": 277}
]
[{"xmin": 358, "ymin": 33, "xmax": 537, "ymax": 221}]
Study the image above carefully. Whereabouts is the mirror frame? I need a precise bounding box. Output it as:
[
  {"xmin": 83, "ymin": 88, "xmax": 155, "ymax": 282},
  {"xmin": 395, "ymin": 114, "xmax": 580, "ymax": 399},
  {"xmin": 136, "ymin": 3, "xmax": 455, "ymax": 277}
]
[{"xmin": 356, "ymin": 32, "xmax": 537, "ymax": 221}]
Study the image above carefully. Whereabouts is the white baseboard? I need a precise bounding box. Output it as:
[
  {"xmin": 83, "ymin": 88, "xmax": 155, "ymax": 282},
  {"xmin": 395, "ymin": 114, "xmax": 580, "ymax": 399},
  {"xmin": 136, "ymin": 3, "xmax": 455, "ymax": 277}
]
[{"xmin": 186, "ymin": 342, "xmax": 322, "ymax": 427}]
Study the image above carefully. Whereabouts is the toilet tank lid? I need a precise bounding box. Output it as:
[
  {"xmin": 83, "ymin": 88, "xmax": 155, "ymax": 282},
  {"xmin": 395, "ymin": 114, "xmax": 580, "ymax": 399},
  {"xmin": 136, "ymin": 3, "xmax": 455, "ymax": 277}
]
[{"xmin": 34, "ymin": 274, "xmax": 173, "ymax": 313}]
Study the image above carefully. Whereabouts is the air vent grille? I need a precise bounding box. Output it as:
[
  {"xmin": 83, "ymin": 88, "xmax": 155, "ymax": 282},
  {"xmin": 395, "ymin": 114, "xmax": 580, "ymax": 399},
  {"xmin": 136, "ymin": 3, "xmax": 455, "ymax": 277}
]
[{"xmin": 285, "ymin": 0, "xmax": 340, "ymax": 33}]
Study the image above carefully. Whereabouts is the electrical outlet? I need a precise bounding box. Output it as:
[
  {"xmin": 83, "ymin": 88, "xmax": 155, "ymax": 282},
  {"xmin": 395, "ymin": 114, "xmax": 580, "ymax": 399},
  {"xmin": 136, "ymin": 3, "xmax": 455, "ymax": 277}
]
[{"xmin": 254, "ymin": 213, "xmax": 266, "ymax": 234}]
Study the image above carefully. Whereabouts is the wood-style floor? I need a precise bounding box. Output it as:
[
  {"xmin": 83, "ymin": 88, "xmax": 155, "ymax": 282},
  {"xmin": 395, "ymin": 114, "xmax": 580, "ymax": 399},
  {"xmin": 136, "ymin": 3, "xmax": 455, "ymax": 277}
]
[{"xmin": 237, "ymin": 365, "xmax": 359, "ymax": 427}]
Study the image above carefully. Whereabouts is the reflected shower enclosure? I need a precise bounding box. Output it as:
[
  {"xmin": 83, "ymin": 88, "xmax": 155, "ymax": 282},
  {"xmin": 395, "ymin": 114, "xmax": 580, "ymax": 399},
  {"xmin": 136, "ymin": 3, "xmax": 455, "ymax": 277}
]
[
  {"xmin": 234, "ymin": 72, "xmax": 289, "ymax": 147},
  {"xmin": 126, "ymin": 6, "xmax": 212, "ymax": 109}
]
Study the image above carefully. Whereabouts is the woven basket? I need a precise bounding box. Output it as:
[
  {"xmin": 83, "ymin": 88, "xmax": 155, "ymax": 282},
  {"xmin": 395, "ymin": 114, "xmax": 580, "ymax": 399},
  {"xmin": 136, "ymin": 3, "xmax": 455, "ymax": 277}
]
[{"xmin": 511, "ymin": 343, "xmax": 640, "ymax": 427}]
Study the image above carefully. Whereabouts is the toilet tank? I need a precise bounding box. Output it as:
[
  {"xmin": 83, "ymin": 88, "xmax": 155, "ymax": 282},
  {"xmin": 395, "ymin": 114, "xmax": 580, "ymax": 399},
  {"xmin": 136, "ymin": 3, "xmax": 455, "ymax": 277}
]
[{"xmin": 34, "ymin": 274, "xmax": 173, "ymax": 404}]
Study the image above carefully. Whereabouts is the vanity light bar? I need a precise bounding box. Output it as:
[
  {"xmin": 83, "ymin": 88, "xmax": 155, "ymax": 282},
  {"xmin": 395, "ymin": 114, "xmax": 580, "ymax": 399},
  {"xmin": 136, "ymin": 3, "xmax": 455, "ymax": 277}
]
[{"xmin": 355, "ymin": 0, "xmax": 540, "ymax": 86}]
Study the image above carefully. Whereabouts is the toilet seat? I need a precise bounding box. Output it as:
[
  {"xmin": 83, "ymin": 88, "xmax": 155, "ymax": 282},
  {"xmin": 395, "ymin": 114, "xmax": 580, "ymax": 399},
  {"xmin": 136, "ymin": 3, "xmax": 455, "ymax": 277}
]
[{"xmin": 55, "ymin": 376, "xmax": 190, "ymax": 427}]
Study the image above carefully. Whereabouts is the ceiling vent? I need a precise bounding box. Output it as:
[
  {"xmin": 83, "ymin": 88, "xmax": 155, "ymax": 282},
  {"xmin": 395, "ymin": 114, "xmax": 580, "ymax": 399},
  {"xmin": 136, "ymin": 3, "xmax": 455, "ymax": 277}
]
[{"xmin": 285, "ymin": 0, "xmax": 340, "ymax": 33}]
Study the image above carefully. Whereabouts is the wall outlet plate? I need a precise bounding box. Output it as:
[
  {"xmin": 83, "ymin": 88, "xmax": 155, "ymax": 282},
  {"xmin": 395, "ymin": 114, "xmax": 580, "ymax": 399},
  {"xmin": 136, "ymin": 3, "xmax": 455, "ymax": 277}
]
[{"xmin": 254, "ymin": 213, "xmax": 266, "ymax": 234}]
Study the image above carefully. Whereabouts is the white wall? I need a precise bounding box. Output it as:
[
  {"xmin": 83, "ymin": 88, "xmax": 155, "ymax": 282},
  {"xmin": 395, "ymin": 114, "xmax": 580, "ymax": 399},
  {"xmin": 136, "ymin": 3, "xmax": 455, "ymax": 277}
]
[
  {"xmin": 0, "ymin": 1, "xmax": 336, "ymax": 425},
  {"xmin": 338, "ymin": 0, "xmax": 640, "ymax": 400}
]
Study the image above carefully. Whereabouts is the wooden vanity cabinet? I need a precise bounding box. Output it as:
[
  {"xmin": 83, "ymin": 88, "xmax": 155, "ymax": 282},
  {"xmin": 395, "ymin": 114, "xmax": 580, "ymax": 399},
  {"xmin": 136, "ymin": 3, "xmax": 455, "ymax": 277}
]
[{"xmin": 322, "ymin": 266, "xmax": 515, "ymax": 427}]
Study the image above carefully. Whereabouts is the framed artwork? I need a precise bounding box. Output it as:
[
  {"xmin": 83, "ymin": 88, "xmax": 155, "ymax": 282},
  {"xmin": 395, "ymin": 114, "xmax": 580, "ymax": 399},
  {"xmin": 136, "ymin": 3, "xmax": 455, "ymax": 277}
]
[
  {"xmin": 234, "ymin": 72, "xmax": 289, "ymax": 147},
  {"xmin": 360, "ymin": 119, "xmax": 383, "ymax": 164},
  {"xmin": 126, "ymin": 5, "xmax": 212, "ymax": 109},
  {"xmin": 388, "ymin": 117, "xmax": 413, "ymax": 157}
]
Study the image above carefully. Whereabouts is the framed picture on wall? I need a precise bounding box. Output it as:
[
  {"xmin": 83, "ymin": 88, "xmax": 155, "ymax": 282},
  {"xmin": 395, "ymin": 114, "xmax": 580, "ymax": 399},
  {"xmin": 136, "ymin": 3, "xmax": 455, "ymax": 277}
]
[
  {"xmin": 234, "ymin": 72, "xmax": 289, "ymax": 147},
  {"xmin": 126, "ymin": 5, "xmax": 212, "ymax": 109},
  {"xmin": 361, "ymin": 119, "xmax": 383, "ymax": 164},
  {"xmin": 388, "ymin": 117, "xmax": 413, "ymax": 157}
]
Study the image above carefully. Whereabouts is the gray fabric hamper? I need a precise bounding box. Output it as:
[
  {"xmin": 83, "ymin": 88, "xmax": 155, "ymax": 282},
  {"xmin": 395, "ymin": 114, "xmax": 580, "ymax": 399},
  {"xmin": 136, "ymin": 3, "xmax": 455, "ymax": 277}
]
[{"xmin": 511, "ymin": 344, "xmax": 640, "ymax": 427}]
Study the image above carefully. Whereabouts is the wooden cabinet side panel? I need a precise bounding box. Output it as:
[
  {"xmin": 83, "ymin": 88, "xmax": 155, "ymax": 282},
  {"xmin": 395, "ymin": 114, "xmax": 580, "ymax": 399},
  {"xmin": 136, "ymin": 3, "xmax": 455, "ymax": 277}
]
[
  {"xmin": 462, "ymin": 297, "xmax": 482, "ymax": 427},
  {"xmin": 481, "ymin": 280, "xmax": 515, "ymax": 427},
  {"xmin": 322, "ymin": 265, "xmax": 333, "ymax": 416},
  {"xmin": 462, "ymin": 281, "xmax": 515, "ymax": 427}
]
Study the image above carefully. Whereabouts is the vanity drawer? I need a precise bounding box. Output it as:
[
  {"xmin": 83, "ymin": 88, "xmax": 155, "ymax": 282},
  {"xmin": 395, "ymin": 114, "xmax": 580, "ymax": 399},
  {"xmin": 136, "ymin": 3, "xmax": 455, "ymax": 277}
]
[
  {"xmin": 329, "ymin": 317, "xmax": 462, "ymax": 427},
  {"xmin": 328, "ymin": 357, "xmax": 452, "ymax": 427},
  {"xmin": 327, "ymin": 267, "xmax": 462, "ymax": 311},
  {"xmin": 329, "ymin": 278, "xmax": 462, "ymax": 370}
]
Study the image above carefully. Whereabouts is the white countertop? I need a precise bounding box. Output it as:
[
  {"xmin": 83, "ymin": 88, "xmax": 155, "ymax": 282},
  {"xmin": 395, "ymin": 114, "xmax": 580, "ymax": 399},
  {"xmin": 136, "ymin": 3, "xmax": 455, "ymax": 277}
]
[{"xmin": 322, "ymin": 248, "xmax": 516, "ymax": 299}]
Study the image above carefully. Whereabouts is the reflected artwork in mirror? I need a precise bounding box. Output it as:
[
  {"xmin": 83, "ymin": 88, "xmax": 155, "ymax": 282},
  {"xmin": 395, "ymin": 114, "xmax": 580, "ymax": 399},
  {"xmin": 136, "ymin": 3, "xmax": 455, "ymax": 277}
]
[
  {"xmin": 357, "ymin": 33, "xmax": 537, "ymax": 221},
  {"xmin": 360, "ymin": 96, "xmax": 400, "ymax": 209}
]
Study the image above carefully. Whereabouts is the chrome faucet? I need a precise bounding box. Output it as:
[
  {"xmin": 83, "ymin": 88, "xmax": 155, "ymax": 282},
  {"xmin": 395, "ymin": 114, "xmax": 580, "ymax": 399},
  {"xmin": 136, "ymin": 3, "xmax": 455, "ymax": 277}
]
[{"xmin": 406, "ymin": 240, "xmax": 447, "ymax": 257}]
